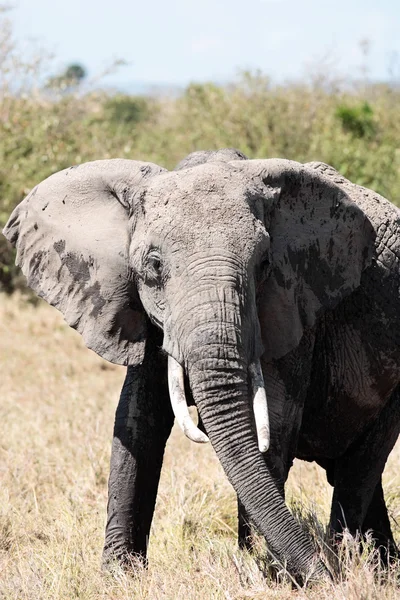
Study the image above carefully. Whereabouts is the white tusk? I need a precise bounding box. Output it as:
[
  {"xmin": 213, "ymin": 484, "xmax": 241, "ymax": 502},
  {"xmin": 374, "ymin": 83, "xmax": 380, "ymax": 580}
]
[
  {"xmin": 249, "ymin": 360, "xmax": 270, "ymax": 453},
  {"xmin": 167, "ymin": 356, "xmax": 209, "ymax": 444}
]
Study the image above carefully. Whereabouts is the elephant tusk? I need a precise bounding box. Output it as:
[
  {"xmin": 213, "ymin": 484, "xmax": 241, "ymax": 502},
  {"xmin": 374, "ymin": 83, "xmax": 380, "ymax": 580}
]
[
  {"xmin": 249, "ymin": 360, "xmax": 270, "ymax": 453},
  {"xmin": 167, "ymin": 356, "xmax": 210, "ymax": 444}
]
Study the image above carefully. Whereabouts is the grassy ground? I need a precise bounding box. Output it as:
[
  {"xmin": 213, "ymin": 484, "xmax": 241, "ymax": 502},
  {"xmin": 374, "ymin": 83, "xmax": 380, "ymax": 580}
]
[{"xmin": 1, "ymin": 294, "xmax": 400, "ymax": 599}]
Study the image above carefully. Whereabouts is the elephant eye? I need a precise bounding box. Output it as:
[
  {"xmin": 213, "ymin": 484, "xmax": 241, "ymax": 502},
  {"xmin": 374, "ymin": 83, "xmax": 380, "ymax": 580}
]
[
  {"xmin": 149, "ymin": 253, "xmax": 161, "ymax": 272},
  {"xmin": 144, "ymin": 249, "xmax": 163, "ymax": 282}
]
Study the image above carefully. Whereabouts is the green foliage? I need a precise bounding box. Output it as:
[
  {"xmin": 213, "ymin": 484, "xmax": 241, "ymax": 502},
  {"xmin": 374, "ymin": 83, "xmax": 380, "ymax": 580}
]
[
  {"xmin": 103, "ymin": 94, "xmax": 150, "ymax": 126},
  {"xmin": 1, "ymin": 15, "xmax": 400, "ymax": 293},
  {"xmin": 335, "ymin": 102, "xmax": 376, "ymax": 138}
]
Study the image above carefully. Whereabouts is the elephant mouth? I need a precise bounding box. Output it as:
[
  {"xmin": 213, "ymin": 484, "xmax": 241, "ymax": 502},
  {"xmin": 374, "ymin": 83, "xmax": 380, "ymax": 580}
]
[{"xmin": 167, "ymin": 356, "xmax": 270, "ymax": 453}]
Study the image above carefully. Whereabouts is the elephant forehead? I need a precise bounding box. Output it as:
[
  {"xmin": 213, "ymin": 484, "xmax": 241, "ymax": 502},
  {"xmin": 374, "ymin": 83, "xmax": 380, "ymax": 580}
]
[
  {"xmin": 143, "ymin": 162, "xmax": 254, "ymax": 208},
  {"xmin": 139, "ymin": 201, "xmax": 266, "ymax": 263},
  {"xmin": 134, "ymin": 164, "xmax": 267, "ymax": 256},
  {"xmin": 143, "ymin": 167, "xmax": 260, "ymax": 234}
]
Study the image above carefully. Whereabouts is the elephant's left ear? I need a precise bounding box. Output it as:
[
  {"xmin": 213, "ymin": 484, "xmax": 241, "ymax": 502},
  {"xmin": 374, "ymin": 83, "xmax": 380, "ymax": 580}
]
[
  {"xmin": 2, "ymin": 159, "xmax": 166, "ymax": 366},
  {"xmin": 235, "ymin": 158, "xmax": 376, "ymax": 361}
]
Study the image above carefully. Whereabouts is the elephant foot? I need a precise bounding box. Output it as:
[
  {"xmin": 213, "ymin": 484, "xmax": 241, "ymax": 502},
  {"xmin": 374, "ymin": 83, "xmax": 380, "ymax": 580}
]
[
  {"xmin": 361, "ymin": 531, "xmax": 399, "ymax": 569},
  {"xmin": 375, "ymin": 539, "xmax": 399, "ymax": 568},
  {"xmin": 238, "ymin": 518, "xmax": 255, "ymax": 552},
  {"xmin": 238, "ymin": 531, "xmax": 255, "ymax": 552},
  {"xmin": 329, "ymin": 479, "xmax": 399, "ymax": 572},
  {"xmin": 101, "ymin": 545, "xmax": 148, "ymax": 573},
  {"xmin": 329, "ymin": 527, "xmax": 399, "ymax": 574}
]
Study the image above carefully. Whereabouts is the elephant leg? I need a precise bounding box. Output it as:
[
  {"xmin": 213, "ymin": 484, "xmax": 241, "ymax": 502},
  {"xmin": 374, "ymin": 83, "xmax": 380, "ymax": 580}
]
[
  {"xmin": 102, "ymin": 338, "xmax": 173, "ymax": 568},
  {"xmin": 237, "ymin": 497, "xmax": 253, "ymax": 550},
  {"xmin": 329, "ymin": 386, "xmax": 400, "ymax": 546},
  {"xmin": 361, "ymin": 479, "xmax": 398, "ymax": 563}
]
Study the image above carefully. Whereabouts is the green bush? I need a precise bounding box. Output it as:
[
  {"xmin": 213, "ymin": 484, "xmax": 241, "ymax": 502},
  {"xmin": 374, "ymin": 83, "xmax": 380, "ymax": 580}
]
[
  {"xmin": 335, "ymin": 102, "xmax": 376, "ymax": 139},
  {"xmin": 103, "ymin": 94, "xmax": 150, "ymax": 126}
]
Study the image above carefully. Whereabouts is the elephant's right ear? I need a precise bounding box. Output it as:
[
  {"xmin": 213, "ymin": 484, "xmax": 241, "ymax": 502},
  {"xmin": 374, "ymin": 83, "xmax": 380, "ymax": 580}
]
[{"xmin": 3, "ymin": 159, "xmax": 166, "ymax": 366}]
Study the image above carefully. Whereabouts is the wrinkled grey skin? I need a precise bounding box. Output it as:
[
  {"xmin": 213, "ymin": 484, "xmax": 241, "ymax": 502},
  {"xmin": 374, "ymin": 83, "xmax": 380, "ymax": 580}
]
[{"xmin": 4, "ymin": 148, "xmax": 400, "ymax": 584}]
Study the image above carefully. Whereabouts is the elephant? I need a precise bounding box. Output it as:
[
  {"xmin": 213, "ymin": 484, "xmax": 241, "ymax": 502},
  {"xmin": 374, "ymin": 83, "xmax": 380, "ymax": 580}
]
[{"xmin": 4, "ymin": 147, "xmax": 400, "ymax": 584}]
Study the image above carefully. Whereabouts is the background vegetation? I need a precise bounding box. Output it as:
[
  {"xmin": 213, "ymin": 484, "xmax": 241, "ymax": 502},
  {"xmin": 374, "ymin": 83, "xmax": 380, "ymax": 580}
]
[{"xmin": 1, "ymin": 9, "xmax": 400, "ymax": 291}]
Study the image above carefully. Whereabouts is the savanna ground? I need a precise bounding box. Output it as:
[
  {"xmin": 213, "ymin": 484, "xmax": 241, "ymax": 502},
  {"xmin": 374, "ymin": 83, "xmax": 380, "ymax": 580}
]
[{"xmin": 1, "ymin": 294, "xmax": 400, "ymax": 600}]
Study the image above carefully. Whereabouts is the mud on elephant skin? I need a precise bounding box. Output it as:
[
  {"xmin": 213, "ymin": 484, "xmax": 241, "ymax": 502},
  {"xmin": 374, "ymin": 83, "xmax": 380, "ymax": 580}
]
[{"xmin": 4, "ymin": 147, "xmax": 400, "ymax": 584}]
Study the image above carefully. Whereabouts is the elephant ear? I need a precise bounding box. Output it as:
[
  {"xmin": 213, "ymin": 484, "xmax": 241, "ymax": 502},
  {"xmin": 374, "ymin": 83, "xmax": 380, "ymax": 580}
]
[
  {"xmin": 3, "ymin": 159, "xmax": 166, "ymax": 366},
  {"xmin": 235, "ymin": 158, "xmax": 375, "ymax": 361}
]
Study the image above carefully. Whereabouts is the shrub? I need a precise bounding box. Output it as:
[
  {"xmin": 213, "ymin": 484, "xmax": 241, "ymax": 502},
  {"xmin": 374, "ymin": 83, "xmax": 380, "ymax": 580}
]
[{"xmin": 335, "ymin": 102, "xmax": 376, "ymax": 139}]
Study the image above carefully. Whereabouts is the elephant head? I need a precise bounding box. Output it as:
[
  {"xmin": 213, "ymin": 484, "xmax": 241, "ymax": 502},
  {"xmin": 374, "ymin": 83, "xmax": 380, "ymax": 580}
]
[{"xmin": 3, "ymin": 148, "xmax": 374, "ymax": 580}]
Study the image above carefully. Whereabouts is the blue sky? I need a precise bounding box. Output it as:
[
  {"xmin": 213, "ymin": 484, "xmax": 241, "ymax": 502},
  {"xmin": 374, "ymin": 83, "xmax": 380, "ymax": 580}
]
[{"xmin": 10, "ymin": 0, "xmax": 400, "ymax": 89}]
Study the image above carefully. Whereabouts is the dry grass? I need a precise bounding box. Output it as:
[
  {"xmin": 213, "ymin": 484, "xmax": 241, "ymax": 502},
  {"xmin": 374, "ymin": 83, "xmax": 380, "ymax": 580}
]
[{"xmin": 0, "ymin": 294, "xmax": 400, "ymax": 599}]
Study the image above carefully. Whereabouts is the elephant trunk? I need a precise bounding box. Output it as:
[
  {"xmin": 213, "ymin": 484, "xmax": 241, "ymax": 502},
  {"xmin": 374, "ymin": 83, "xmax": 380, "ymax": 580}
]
[
  {"xmin": 163, "ymin": 271, "xmax": 328, "ymax": 582},
  {"xmin": 187, "ymin": 346, "xmax": 326, "ymax": 581}
]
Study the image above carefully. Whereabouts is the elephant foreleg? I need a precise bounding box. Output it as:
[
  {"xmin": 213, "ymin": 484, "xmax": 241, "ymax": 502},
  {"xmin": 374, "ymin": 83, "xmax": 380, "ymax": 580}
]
[{"xmin": 102, "ymin": 342, "xmax": 173, "ymax": 568}]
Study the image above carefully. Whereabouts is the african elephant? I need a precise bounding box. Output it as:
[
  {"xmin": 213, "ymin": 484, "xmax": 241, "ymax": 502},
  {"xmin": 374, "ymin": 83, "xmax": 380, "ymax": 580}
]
[{"xmin": 4, "ymin": 148, "xmax": 400, "ymax": 584}]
